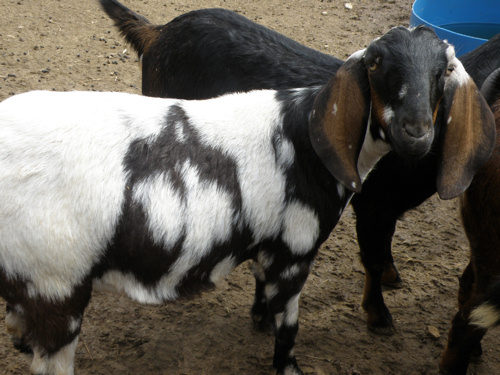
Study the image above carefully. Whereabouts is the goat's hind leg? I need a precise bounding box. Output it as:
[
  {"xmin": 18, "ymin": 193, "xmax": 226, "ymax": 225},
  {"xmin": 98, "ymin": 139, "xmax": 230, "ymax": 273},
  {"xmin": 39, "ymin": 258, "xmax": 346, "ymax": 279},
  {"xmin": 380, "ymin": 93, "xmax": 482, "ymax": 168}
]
[
  {"xmin": 5, "ymin": 303, "xmax": 33, "ymax": 355},
  {"xmin": 21, "ymin": 283, "xmax": 91, "ymax": 375},
  {"xmin": 457, "ymin": 261, "xmax": 483, "ymax": 357}
]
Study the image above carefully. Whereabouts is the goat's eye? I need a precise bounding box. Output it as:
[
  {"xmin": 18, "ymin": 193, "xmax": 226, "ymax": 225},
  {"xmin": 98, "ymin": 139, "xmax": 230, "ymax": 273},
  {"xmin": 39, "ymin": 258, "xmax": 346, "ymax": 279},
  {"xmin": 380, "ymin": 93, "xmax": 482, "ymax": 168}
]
[
  {"xmin": 445, "ymin": 65, "xmax": 455, "ymax": 76},
  {"xmin": 368, "ymin": 57, "xmax": 381, "ymax": 72}
]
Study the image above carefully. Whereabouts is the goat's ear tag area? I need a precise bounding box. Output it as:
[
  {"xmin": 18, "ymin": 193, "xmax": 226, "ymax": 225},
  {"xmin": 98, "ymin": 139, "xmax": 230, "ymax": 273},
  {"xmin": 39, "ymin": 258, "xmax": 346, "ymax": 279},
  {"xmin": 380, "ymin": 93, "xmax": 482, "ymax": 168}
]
[
  {"xmin": 437, "ymin": 63, "xmax": 496, "ymax": 199},
  {"xmin": 309, "ymin": 56, "xmax": 371, "ymax": 193}
]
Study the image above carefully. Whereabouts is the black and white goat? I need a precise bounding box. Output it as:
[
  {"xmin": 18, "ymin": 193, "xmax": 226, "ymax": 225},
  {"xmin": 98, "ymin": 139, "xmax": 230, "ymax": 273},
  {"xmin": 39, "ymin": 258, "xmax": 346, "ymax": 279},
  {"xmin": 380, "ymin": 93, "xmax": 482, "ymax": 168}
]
[
  {"xmin": 99, "ymin": 0, "xmax": 500, "ymax": 334},
  {"xmin": 439, "ymin": 68, "xmax": 500, "ymax": 374},
  {"xmin": 0, "ymin": 28, "xmax": 493, "ymax": 375}
]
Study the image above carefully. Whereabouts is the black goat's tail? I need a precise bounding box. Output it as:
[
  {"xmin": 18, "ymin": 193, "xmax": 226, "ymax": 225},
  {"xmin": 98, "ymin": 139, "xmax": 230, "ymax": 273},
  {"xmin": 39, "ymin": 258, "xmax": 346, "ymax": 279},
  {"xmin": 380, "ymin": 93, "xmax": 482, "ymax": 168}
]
[
  {"xmin": 470, "ymin": 278, "xmax": 500, "ymax": 329},
  {"xmin": 99, "ymin": 0, "xmax": 159, "ymax": 56}
]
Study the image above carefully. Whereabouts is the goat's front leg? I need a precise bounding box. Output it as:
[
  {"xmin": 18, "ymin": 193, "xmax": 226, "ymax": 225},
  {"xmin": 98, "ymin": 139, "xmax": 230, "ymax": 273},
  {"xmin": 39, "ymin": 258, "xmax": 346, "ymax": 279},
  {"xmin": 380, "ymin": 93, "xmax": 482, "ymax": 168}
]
[
  {"xmin": 355, "ymin": 205, "xmax": 398, "ymax": 335},
  {"xmin": 271, "ymin": 292, "xmax": 302, "ymax": 375},
  {"xmin": 250, "ymin": 261, "xmax": 273, "ymax": 332},
  {"xmin": 351, "ymin": 152, "xmax": 438, "ymax": 334},
  {"xmin": 256, "ymin": 249, "xmax": 312, "ymax": 375}
]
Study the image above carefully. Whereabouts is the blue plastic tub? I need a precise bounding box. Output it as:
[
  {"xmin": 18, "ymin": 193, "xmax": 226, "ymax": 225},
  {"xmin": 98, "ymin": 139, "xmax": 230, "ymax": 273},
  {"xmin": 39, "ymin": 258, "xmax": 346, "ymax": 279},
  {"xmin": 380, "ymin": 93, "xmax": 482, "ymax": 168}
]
[{"xmin": 410, "ymin": 0, "xmax": 500, "ymax": 56}]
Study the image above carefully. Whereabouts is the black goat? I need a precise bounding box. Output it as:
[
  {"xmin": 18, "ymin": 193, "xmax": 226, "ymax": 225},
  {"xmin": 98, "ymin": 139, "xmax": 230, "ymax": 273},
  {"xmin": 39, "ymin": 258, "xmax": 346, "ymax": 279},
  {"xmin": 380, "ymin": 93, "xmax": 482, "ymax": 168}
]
[{"xmin": 439, "ymin": 68, "xmax": 500, "ymax": 374}]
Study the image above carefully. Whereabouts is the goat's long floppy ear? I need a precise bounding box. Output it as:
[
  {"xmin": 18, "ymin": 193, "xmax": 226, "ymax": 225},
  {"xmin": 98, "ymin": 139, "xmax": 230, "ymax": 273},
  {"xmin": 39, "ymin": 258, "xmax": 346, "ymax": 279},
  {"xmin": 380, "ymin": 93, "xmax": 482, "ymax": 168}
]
[
  {"xmin": 480, "ymin": 67, "xmax": 500, "ymax": 107},
  {"xmin": 309, "ymin": 51, "xmax": 371, "ymax": 193},
  {"xmin": 437, "ymin": 58, "xmax": 496, "ymax": 200}
]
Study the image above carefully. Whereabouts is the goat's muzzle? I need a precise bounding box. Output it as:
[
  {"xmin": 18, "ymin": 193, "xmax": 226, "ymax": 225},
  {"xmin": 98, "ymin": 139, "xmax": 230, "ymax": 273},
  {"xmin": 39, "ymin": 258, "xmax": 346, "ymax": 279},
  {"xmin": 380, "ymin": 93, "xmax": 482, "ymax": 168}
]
[{"xmin": 389, "ymin": 109, "xmax": 434, "ymax": 159}]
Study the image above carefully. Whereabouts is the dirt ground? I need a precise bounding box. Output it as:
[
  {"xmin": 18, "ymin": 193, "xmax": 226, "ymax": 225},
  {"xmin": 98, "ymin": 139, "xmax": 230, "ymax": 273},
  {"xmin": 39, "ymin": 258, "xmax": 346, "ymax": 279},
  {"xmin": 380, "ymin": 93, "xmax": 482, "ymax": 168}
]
[{"xmin": 1, "ymin": 0, "xmax": 499, "ymax": 374}]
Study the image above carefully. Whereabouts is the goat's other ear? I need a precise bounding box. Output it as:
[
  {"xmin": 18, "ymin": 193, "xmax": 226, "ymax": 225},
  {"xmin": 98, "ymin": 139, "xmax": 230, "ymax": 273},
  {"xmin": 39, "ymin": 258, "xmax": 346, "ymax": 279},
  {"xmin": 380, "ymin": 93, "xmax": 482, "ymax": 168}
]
[
  {"xmin": 309, "ymin": 51, "xmax": 371, "ymax": 193},
  {"xmin": 480, "ymin": 67, "xmax": 500, "ymax": 107},
  {"xmin": 437, "ymin": 59, "xmax": 496, "ymax": 200}
]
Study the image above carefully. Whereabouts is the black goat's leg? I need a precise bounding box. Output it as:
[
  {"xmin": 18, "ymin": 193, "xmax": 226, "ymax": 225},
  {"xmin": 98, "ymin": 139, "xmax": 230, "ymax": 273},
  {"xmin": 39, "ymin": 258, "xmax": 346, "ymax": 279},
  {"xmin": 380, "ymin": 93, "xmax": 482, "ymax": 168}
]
[{"xmin": 351, "ymin": 152, "xmax": 438, "ymax": 334}]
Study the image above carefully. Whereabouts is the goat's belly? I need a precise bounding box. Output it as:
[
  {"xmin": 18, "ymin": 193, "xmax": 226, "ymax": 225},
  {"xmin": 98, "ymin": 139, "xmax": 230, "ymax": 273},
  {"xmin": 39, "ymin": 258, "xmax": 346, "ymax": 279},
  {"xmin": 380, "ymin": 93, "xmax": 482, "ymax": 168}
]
[{"xmin": 93, "ymin": 254, "xmax": 239, "ymax": 304}]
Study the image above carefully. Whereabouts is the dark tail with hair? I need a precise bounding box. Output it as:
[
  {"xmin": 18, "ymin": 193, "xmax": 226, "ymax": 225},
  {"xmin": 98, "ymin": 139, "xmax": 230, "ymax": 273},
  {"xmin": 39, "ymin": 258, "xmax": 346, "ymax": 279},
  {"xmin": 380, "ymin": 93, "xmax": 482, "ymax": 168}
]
[{"xmin": 99, "ymin": 0, "xmax": 159, "ymax": 56}]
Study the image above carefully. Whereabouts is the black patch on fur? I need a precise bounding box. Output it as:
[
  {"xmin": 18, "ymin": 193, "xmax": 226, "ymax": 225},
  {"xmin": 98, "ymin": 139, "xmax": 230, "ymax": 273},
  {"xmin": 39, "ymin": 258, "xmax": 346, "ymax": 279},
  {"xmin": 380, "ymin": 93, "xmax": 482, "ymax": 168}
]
[
  {"xmin": 103, "ymin": 104, "xmax": 248, "ymax": 295},
  {"xmin": 124, "ymin": 105, "xmax": 240, "ymax": 197}
]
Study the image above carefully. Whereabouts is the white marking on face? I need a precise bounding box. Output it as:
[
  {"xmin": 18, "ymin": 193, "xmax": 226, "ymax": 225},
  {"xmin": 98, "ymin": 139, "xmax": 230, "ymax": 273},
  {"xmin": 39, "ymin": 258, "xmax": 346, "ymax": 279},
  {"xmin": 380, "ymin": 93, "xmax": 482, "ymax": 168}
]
[
  {"xmin": 445, "ymin": 52, "xmax": 470, "ymax": 87},
  {"xmin": 446, "ymin": 44, "xmax": 456, "ymax": 61},
  {"xmin": 383, "ymin": 105, "xmax": 394, "ymax": 125},
  {"xmin": 282, "ymin": 201, "xmax": 320, "ymax": 255},
  {"xmin": 210, "ymin": 256, "xmax": 236, "ymax": 283},
  {"xmin": 332, "ymin": 103, "xmax": 338, "ymax": 116},
  {"xmin": 447, "ymin": 116, "xmax": 452, "ymax": 124},
  {"xmin": 30, "ymin": 336, "xmax": 78, "ymax": 375}
]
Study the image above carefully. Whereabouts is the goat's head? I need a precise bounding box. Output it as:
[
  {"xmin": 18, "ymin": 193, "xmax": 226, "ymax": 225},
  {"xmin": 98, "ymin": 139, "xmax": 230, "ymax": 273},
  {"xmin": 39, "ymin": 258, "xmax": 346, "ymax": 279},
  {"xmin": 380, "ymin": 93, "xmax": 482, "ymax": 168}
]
[{"xmin": 310, "ymin": 25, "xmax": 495, "ymax": 199}]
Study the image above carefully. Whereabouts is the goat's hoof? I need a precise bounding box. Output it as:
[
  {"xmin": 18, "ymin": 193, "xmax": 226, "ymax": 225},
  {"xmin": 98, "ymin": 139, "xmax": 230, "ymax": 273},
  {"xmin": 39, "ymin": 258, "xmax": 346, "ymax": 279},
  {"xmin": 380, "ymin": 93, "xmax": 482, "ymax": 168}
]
[
  {"xmin": 381, "ymin": 266, "xmax": 403, "ymax": 289},
  {"xmin": 365, "ymin": 305, "xmax": 395, "ymax": 335},
  {"xmin": 381, "ymin": 277, "xmax": 403, "ymax": 289},
  {"xmin": 368, "ymin": 323, "xmax": 395, "ymax": 336}
]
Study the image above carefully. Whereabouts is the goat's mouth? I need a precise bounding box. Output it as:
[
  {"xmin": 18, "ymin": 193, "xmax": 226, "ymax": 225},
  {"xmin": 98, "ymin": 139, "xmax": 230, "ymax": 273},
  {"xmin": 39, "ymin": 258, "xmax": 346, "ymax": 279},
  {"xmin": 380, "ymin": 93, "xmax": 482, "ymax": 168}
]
[{"xmin": 389, "ymin": 126, "xmax": 434, "ymax": 160}]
